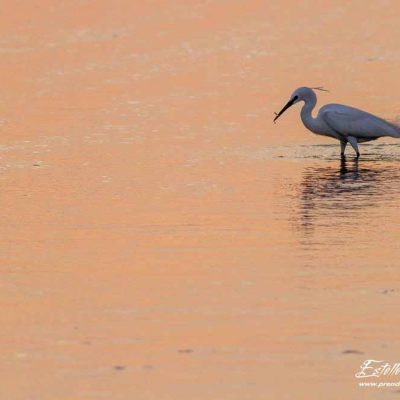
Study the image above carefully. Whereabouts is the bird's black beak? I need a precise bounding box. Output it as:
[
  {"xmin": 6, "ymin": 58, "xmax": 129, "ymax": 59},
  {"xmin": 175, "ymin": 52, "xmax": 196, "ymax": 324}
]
[{"xmin": 273, "ymin": 96, "xmax": 298, "ymax": 123}]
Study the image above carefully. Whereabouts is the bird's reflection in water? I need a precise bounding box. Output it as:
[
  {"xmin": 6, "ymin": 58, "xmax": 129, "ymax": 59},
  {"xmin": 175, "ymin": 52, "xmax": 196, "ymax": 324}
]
[{"xmin": 298, "ymin": 157, "xmax": 400, "ymax": 234}]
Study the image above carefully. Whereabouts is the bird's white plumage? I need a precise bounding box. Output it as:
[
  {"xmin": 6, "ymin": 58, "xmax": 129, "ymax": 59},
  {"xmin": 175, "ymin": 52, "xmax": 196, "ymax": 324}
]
[
  {"xmin": 318, "ymin": 104, "xmax": 400, "ymax": 141},
  {"xmin": 274, "ymin": 87, "xmax": 400, "ymax": 157}
]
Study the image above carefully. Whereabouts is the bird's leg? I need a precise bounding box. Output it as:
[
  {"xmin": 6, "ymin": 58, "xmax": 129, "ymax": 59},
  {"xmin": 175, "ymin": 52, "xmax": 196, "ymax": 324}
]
[
  {"xmin": 340, "ymin": 140, "xmax": 347, "ymax": 158},
  {"xmin": 347, "ymin": 136, "xmax": 360, "ymax": 158}
]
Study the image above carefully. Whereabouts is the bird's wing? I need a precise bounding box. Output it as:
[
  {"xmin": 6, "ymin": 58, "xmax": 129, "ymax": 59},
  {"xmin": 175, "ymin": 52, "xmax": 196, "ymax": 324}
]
[{"xmin": 319, "ymin": 104, "xmax": 400, "ymax": 139}]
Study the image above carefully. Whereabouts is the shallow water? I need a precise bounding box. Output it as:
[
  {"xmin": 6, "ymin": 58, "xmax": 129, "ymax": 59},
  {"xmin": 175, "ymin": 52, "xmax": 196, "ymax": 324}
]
[{"xmin": 1, "ymin": 1, "xmax": 400, "ymax": 399}]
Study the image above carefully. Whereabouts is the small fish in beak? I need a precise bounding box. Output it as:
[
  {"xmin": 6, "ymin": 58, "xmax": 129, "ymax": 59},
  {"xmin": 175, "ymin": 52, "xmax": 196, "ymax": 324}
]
[{"xmin": 273, "ymin": 96, "xmax": 298, "ymax": 123}]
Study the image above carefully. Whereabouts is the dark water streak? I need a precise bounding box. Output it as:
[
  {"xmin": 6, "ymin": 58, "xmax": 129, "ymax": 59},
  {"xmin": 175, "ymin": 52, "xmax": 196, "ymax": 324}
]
[{"xmin": 295, "ymin": 151, "xmax": 400, "ymax": 242}]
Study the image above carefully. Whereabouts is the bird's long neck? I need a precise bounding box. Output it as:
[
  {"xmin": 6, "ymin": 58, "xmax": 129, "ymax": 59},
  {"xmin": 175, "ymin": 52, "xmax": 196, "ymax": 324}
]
[{"xmin": 300, "ymin": 95, "xmax": 320, "ymax": 134}]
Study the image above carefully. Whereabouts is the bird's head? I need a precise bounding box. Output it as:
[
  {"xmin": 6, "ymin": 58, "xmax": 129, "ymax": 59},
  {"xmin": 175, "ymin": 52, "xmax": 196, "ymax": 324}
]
[{"xmin": 273, "ymin": 86, "xmax": 328, "ymax": 123}]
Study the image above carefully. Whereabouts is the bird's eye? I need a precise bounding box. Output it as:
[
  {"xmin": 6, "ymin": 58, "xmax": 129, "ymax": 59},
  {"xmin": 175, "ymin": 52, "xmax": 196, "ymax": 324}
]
[{"xmin": 293, "ymin": 95, "xmax": 298, "ymax": 101}]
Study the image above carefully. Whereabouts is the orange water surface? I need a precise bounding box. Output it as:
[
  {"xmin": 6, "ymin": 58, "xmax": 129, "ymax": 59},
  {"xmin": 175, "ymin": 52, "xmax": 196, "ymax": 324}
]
[{"xmin": 1, "ymin": 1, "xmax": 400, "ymax": 399}]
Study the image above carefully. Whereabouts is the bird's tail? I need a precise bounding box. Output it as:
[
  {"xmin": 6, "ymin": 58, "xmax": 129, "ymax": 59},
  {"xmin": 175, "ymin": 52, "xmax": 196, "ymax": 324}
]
[{"xmin": 385, "ymin": 118, "xmax": 400, "ymax": 138}]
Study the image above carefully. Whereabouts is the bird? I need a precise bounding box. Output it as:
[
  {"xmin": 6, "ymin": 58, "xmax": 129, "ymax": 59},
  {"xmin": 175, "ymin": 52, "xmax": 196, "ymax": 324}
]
[{"xmin": 273, "ymin": 87, "xmax": 400, "ymax": 158}]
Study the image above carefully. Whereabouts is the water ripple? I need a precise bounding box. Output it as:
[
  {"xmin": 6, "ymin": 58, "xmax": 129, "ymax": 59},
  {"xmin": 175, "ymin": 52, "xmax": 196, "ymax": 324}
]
[{"xmin": 294, "ymin": 157, "xmax": 400, "ymax": 237}]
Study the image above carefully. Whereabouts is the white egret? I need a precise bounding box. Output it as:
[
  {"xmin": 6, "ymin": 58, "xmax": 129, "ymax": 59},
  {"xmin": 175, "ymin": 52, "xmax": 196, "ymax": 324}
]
[{"xmin": 273, "ymin": 87, "xmax": 400, "ymax": 157}]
